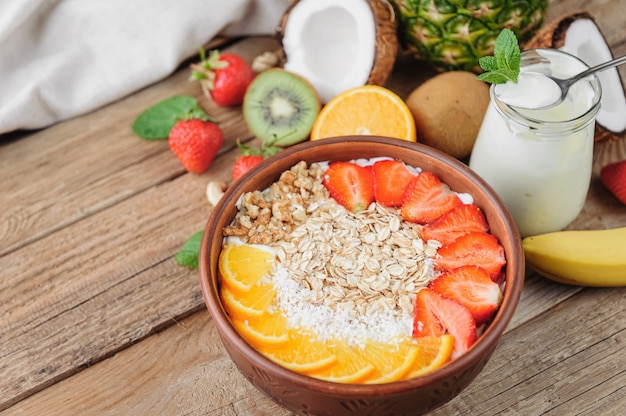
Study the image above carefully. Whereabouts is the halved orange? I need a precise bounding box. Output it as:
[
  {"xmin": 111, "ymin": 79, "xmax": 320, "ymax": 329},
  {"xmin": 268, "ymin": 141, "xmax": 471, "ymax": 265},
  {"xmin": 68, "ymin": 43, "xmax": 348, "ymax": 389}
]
[
  {"xmin": 310, "ymin": 85, "xmax": 417, "ymax": 142},
  {"xmin": 264, "ymin": 329, "xmax": 338, "ymax": 374},
  {"xmin": 232, "ymin": 311, "xmax": 289, "ymax": 350},
  {"xmin": 218, "ymin": 243, "xmax": 275, "ymax": 295},
  {"xmin": 220, "ymin": 283, "xmax": 276, "ymax": 320},
  {"xmin": 361, "ymin": 338, "xmax": 422, "ymax": 384},
  {"xmin": 406, "ymin": 335, "xmax": 455, "ymax": 378},
  {"xmin": 309, "ymin": 339, "xmax": 377, "ymax": 384}
]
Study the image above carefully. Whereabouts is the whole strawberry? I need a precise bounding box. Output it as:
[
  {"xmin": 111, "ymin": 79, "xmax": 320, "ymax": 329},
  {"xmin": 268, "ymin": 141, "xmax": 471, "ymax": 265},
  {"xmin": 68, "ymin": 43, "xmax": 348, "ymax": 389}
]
[
  {"xmin": 600, "ymin": 160, "xmax": 626, "ymax": 205},
  {"xmin": 190, "ymin": 49, "xmax": 255, "ymax": 107},
  {"xmin": 233, "ymin": 155, "xmax": 264, "ymax": 181},
  {"xmin": 231, "ymin": 139, "xmax": 282, "ymax": 181},
  {"xmin": 169, "ymin": 119, "xmax": 223, "ymax": 174}
]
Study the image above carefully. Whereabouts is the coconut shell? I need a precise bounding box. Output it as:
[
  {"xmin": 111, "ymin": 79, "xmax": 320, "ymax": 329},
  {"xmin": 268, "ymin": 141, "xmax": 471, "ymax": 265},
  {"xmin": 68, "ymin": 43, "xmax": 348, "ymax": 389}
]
[
  {"xmin": 525, "ymin": 11, "xmax": 626, "ymax": 142},
  {"xmin": 366, "ymin": 0, "xmax": 398, "ymax": 86},
  {"xmin": 275, "ymin": 0, "xmax": 398, "ymax": 88},
  {"xmin": 523, "ymin": 11, "xmax": 594, "ymax": 50},
  {"xmin": 274, "ymin": 0, "xmax": 297, "ymax": 66}
]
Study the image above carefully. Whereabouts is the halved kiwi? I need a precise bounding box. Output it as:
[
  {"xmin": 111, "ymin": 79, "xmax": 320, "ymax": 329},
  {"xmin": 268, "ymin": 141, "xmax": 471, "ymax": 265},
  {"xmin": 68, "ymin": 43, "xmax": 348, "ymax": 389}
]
[{"xmin": 243, "ymin": 69, "xmax": 321, "ymax": 147}]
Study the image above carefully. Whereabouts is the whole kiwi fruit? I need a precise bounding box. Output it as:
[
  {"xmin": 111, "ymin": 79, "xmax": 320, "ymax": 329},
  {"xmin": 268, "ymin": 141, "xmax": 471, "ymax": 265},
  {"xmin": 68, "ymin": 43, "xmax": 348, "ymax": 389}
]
[{"xmin": 406, "ymin": 71, "xmax": 490, "ymax": 159}]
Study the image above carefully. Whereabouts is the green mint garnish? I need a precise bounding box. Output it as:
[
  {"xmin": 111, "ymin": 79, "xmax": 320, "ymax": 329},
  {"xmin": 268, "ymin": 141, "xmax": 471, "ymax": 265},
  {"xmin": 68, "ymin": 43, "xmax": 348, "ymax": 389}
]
[
  {"xmin": 174, "ymin": 230, "xmax": 204, "ymax": 269},
  {"xmin": 477, "ymin": 29, "xmax": 521, "ymax": 84},
  {"xmin": 132, "ymin": 95, "xmax": 213, "ymax": 140}
]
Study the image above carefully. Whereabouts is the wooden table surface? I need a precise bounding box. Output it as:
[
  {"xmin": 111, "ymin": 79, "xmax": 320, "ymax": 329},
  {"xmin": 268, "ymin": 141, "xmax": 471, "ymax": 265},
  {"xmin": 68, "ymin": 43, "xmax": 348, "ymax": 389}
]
[{"xmin": 2, "ymin": 1, "xmax": 626, "ymax": 415}]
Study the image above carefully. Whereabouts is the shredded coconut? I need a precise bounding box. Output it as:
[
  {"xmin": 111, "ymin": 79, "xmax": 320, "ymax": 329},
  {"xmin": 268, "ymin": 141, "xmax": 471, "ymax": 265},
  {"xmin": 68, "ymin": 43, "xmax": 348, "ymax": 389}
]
[{"xmin": 272, "ymin": 265, "xmax": 415, "ymax": 347}]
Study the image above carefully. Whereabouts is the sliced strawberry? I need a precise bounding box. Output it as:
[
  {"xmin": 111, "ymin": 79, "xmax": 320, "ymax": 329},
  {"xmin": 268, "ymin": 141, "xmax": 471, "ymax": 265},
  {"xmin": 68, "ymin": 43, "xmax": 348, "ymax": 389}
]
[
  {"xmin": 413, "ymin": 288, "xmax": 477, "ymax": 358},
  {"xmin": 371, "ymin": 159, "xmax": 416, "ymax": 207},
  {"xmin": 435, "ymin": 231, "xmax": 506, "ymax": 280},
  {"xmin": 421, "ymin": 204, "xmax": 489, "ymax": 246},
  {"xmin": 400, "ymin": 172, "xmax": 462, "ymax": 224},
  {"xmin": 429, "ymin": 266, "xmax": 503, "ymax": 324},
  {"xmin": 323, "ymin": 162, "xmax": 375, "ymax": 213},
  {"xmin": 600, "ymin": 159, "xmax": 626, "ymax": 205}
]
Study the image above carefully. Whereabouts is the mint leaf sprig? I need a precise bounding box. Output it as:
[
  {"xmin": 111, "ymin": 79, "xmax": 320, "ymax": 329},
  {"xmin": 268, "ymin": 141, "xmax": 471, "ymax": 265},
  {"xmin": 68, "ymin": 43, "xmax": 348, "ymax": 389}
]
[
  {"xmin": 477, "ymin": 29, "xmax": 521, "ymax": 84},
  {"xmin": 175, "ymin": 230, "xmax": 204, "ymax": 268},
  {"xmin": 132, "ymin": 95, "xmax": 214, "ymax": 140}
]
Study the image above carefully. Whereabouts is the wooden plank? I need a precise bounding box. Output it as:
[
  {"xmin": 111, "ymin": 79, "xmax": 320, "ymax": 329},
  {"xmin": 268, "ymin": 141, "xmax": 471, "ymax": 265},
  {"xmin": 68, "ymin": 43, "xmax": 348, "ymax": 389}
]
[
  {"xmin": 3, "ymin": 0, "xmax": 626, "ymax": 412},
  {"xmin": 0, "ymin": 175, "xmax": 206, "ymax": 409},
  {"xmin": 0, "ymin": 37, "xmax": 281, "ymax": 410},
  {"xmin": 0, "ymin": 36, "xmax": 280, "ymax": 257},
  {"xmin": 429, "ymin": 287, "xmax": 626, "ymax": 415},
  {"xmin": 0, "ymin": 140, "xmax": 263, "ymax": 409},
  {"xmin": 2, "ymin": 311, "xmax": 289, "ymax": 416},
  {"xmin": 7, "ymin": 283, "xmax": 625, "ymax": 415},
  {"xmin": 507, "ymin": 273, "xmax": 582, "ymax": 330}
]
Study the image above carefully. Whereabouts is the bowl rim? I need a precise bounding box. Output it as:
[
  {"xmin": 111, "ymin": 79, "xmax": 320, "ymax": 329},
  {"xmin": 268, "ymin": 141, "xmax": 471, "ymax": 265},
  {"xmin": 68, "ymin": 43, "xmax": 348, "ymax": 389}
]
[{"xmin": 198, "ymin": 135, "xmax": 524, "ymax": 396}]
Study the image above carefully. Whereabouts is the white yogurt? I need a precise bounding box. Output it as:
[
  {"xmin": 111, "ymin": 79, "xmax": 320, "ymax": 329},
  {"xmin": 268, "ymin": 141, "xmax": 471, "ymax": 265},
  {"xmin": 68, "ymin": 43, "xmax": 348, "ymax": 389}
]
[
  {"xmin": 494, "ymin": 72, "xmax": 562, "ymax": 109},
  {"xmin": 469, "ymin": 49, "xmax": 602, "ymax": 237}
]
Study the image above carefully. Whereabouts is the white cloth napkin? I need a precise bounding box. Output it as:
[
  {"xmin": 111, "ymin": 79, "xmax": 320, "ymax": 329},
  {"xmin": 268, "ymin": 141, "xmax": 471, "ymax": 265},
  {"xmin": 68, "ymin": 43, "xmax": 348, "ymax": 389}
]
[{"xmin": 0, "ymin": 0, "xmax": 290, "ymax": 135}]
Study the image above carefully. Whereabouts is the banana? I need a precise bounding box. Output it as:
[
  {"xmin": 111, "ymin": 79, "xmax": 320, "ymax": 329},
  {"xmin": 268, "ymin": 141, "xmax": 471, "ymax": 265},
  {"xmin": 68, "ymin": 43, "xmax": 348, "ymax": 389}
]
[{"xmin": 522, "ymin": 226, "xmax": 626, "ymax": 287}]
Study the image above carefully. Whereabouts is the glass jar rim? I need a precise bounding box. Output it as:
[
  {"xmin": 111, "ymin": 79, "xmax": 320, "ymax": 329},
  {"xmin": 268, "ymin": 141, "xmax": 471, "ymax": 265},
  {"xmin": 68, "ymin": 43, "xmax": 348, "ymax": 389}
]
[{"xmin": 490, "ymin": 48, "xmax": 602, "ymax": 135}]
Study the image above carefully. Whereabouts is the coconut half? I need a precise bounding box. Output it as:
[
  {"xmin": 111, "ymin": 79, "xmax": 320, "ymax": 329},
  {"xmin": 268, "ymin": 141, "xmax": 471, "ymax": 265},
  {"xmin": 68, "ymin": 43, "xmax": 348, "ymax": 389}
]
[
  {"xmin": 277, "ymin": 0, "xmax": 397, "ymax": 103},
  {"xmin": 525, "ymin": 11, "xmax": 626, "ymax": 141}
]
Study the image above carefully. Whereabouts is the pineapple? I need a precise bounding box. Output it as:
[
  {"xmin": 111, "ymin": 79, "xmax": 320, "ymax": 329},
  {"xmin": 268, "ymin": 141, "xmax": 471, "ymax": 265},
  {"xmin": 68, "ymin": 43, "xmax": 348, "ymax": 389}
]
[{"xmin": 390, "ymin": 0, "xmax": 548, "ymax": 72}]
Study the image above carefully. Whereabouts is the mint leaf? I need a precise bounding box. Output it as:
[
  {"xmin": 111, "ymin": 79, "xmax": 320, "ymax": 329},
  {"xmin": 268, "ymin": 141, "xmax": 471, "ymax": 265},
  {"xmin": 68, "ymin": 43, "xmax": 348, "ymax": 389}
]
[
  {"xmin": 494, "ymin": 29, "xmax": 520, "ymax": 76},
  {"xmin": 477, "ymin": 29, "xmax": 521, "ymax": 84},
  {"xmin": 478, "ymin": 56, "xmax": 498, "ymax": 72},
  {"xmin": 132, "ymin": 96, "xmax": 211, "ymax": 140},
  {"xmin": 477, "ymin": 68, "xmax": 518, "ymax": 84},
  {"xmin": 174, "ymin": 230, "xmax": 204, "ymax": 269}
]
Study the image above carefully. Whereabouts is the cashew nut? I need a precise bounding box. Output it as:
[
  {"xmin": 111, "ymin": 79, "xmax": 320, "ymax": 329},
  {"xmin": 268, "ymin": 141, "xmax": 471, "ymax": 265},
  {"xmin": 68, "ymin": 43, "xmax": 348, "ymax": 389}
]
[
  {"xmin": 251, "ymin": 51, "xmax": 280, "ymax": 73},
  {"xmin": 206, "ymin": 180, "xmax": 227, "ymax": 206}
]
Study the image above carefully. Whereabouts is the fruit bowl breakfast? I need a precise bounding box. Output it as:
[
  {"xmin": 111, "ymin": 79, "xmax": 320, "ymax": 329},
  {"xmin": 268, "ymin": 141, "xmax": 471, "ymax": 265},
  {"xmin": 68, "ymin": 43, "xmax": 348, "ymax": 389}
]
[{"xmin": 198, "ymin": 136, "xmax": 524, "ymax": 415}]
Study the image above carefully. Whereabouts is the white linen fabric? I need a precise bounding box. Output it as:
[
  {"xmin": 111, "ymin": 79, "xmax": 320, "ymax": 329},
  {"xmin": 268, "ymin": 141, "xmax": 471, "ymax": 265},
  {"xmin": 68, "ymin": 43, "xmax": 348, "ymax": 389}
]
[{"xmin": 0, "ymin": 0, "xmax": 289, "ymax": 134}]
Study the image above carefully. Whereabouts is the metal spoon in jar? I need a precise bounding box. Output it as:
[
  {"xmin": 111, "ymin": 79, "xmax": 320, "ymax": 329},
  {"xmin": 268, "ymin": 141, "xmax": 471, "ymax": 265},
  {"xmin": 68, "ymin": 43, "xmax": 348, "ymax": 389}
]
[{"xmin": 495, "ymin": 54, "xmax": 626, "ymax": 110}]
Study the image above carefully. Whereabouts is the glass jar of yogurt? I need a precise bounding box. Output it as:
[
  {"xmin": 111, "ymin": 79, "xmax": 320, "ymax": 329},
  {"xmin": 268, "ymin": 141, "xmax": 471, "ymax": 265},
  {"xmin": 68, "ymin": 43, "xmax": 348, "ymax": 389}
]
[{"xmin": 469, "ymin": 49, "xmax": 602, "ymax": 237}]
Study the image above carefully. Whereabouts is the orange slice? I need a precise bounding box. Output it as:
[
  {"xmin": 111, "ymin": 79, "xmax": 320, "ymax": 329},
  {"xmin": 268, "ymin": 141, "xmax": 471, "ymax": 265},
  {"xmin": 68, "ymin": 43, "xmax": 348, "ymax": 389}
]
[
  {"xmin": 406, "ymin": 335, "xmax": 455, "ymax": 378},
  {"xmin": 361, "ymin": 338, "xmax": 422, "ymax": 384},
  {"xmin": 309, "ymin": 340, "xmax": 377, "ymax": 384},
  {"xmin": 218, "ymin": 243, "xmax": 275, "ymax": 295},
  {"xmin": 310, "ymin": 85, "xmax": 417, "ymax": 142},
  {"xmin": 264, "ymin": 329, "xmax": 337, "ymax": 374},
  {"xmin": 232, "ymin": 311, "xmax": 289, "ymax": 350},
  {"xmin": 220, "ymin": 283, "xmax": 276, "ymax": 320}
]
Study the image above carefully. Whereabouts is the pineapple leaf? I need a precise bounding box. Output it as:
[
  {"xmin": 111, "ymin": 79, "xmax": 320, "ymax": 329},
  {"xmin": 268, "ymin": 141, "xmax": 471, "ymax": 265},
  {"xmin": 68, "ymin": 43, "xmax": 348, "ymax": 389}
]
[{"xmin": 477, "ymin": 29, "xmax": 521, "ymax": 84}]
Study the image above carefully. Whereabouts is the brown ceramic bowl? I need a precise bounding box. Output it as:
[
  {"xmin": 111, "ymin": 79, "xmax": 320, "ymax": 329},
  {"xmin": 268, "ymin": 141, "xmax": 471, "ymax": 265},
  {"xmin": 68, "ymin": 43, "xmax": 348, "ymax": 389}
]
[{"xmin": 199, "ymin": 136, "xmax": 524, "ymax": 416}]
